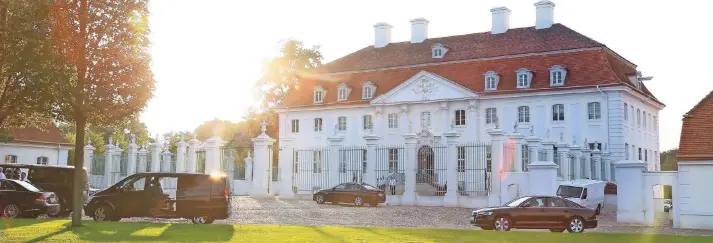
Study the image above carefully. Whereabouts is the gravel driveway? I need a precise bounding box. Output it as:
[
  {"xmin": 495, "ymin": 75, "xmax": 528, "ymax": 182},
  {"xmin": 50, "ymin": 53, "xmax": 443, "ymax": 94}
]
[{"xmin": 92, "ymin": 196, "xmax": 713, "ymax": 236}]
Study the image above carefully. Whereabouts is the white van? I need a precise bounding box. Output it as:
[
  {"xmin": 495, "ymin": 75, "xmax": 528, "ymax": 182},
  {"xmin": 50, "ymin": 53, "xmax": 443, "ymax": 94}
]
[{"xmin": 557, "ymin": 179, "xmax": 606, "ymax": 214}]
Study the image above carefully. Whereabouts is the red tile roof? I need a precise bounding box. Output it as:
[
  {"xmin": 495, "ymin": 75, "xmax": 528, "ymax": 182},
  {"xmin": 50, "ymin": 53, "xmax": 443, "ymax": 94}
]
[
  {"xmin": 677, "ymin": 91, "xmax": 713, "ymax": 161},
  {"xmin": 280, "ymin": 24, "xmax": 662, "ymax": 109},
  {"xmin": 9, "ymin": 123, "xmax": 71, "ymax": 146}
]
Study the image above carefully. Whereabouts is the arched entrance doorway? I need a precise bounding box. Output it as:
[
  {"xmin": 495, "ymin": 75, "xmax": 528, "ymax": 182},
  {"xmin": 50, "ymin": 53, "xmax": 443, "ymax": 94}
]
[{"xmin": 417, "ymin": 146, "xmax": 434, "ymax": 183}]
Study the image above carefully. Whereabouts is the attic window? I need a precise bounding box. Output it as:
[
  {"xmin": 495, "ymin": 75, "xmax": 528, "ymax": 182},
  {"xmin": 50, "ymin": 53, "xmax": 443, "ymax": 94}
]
[
  {"xmin": 362, "ymin": 81, "xmax": 376, "ymax": 100},
  {"xmin": 337, "ymin": 83, "xmax": 351, "ymax": 101},
  {"xmin": 484, "ymin": 71, "xmax": 500, "ymax": 91},
  {"xmin": 516, "ymin": 68, "xmax": 532, "ymax": 88},
  {"xmin": 431, "ymin": 43, "xmax": 448, "ymax": 58},
  {"xmin": 549, "ymin": 65, "xmax": 567, "ymax": 86},
  {"xmin": 313, "ymin": 86, "xmax": 325, "ymax": 104}
]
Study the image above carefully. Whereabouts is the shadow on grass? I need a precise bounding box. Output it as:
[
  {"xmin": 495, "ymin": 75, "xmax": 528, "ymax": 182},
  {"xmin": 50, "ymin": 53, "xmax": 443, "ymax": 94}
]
[
  {"xmin": 308, "ymin": 226, "xmax": 344, "ymax": 242},
  {"xmin": 0, "ymin": 218, "xmax": 57, "ymax": 229},
  {"xmin": 24, "ymin": 221, "xmax": 235, "ymax": 242}
]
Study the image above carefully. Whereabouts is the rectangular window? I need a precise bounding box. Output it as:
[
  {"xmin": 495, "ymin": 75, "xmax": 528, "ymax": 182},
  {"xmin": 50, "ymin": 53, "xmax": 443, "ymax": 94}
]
[
  {"xmin": 552, "ymin": 104, "xmax": 565, "ymax": 121},
  {"xmin": 486, "ymin": 77, "xmax": 497, "ymax": 90},
  {"xmin": 648, "ymin": 114, "xmax": 652, "ymax": 131},
  {"xmin": 518, "ymin": 106, "xmax": 530, "ymax": 123},
  {"xmin": 455, "ymin": 110, "xmax": 466, "ymax": 126},
  {"xmin": 36, "ymin": 156, "xmax": 48, "ymax": 165},
  {"xmin": 486, "ymin": 108, "xmax": 497, "ymax": 124},
  {"xmin": 645, "ymin": 149, "xmax": 648, "ymax": 162},
  {"xmin": 631, "ymin": 106, "xmax": 635, "ymax": 125},
  {"xmin": 362, "ymin": 86, "xmax": 373, "ymax": 99},
  {"xmin": 313, "ymin": 151, "xmax": 322, "ymax": 173},
  {"xmin": 517, "ymin": 74, "xmax": 528, "ymax": 88},
  {"xmin": 338, "ymin": 116, "xmax": 347, "ymax": 131},
  {"xmin": 420, "ymin": 111, "xmax": 431, "ymax": 127},
  {"xmin": 363, "ymin": 115, "xmax": 373, "ymax": 130},
  {"xmin": 643, "ymin": 111, "xmax": 647, "ymax": 128},
  {"xmin": 552, "ymin": 71, "xmax": 563, "ymax": 85},
  {"xmin": 314, "ymin": 118, "xmax": 323, "ymax": 132},
  {"xmin": 588, "ymin": 102, "xmax": 601, "ymax": 120},
  {"xmin": 625, "ymin": 143, "xmax": 629, "ymax": 160},
  {"xmin": 637, "ymin": 109, "xmax": 641, "ymax": 127},
  {"xmin": 338, "ymin": 88, "xmax": 347, "ymax": 101},
  {"xmin": 388, "ymin": 149, "xmax": 399, "ymax": 173},
  {"xmin": 4, "ymin": 155, "xmax": 17, "ymax": 164},
  {"xmin": 291, "ymin": 119, "xmax": 299, "ymax": 133},
  {"xmin": 314, "ymin": 90, "xmax": 323, "ymax": 103},
  {"xmin": 624, "ymin": 103, "xmax": 628, "ymax": 121},
  {"xmin": 457, "ymin": 147, "xmax": 465, "ymax": 172},
  {"xmin": 653, "ymin": 116, "xmax": 657, "ymax": 131},
  {"xmin": 638, "ymin": 148, "xmax": 642, "ymax": 160},
  {"xmin": 388, "ymin": 113, "xmax": 398, "ymax": 129}
]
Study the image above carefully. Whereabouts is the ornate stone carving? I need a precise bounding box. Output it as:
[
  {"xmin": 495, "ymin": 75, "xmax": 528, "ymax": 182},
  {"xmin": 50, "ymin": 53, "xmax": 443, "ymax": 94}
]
[
  {"xmin": 411, "ymin": 77, "xmax": 439, "ymax": 100},
  {"xmin": 468, "ymin": 100, "xmax": 478, "ymax": 111},
  {"xmin": 416, "ymin": 125, "xmax": 438, "ymax": 146}
]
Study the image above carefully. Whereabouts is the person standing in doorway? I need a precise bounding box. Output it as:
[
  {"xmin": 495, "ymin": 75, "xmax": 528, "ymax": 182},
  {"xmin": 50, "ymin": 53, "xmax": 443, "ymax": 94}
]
[{"xmin": 389, "ymin": 176, "xmax": 396, "ymax": 195}]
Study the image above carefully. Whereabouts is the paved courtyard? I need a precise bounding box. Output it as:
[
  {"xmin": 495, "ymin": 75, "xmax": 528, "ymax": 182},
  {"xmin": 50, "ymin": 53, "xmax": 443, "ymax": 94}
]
[{"xmin": 106, "ymin": 196, "xmax": 713, "ymax": 236}]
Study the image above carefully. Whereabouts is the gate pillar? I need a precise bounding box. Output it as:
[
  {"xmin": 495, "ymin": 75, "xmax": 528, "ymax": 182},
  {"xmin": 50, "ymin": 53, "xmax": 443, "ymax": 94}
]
[
  {"xmin": 402, "ymin": 133, "xmax": 418, "ymax": 206},
  {"xmin": 176, "ymin": 136, "xmax": 187, "ymax": 173},
  {"xmin": 150, "ymin": 139, "xmax": 161, "ymax": 172},
  {"xmin": 278, "ymin": 136, "xmax": 295, "ymax": 198},
  {"xmin": 443, "ymin": 130, "xmax": 460, "ymax": 207},
  {"xmin": 363, "ymin": 134, "xmax": 381, "ymax": 186},
  {"xmin": 615, "ymin": 160, "xmax": 646, "ymax": 224},
  {"xmin": 204, "ymin": 129, "xmax": 224, "ymax": 174},
  {"xmin": 84, "ymin": 139, "xmax": 95, "ymax": 176},
  {"xmin": 127, "ymin": 135, "xmax": 138, "ymax": 176},
  {"xmin": 327, "ymin": 136, "xmax": 344, "ymax": 188},
  {"xmin": 251, "ymin": 122, "xmax": 275, "ymax": 197},
  {"xmin": 187, "ymin": 138, "xmax": 200, "ymax": 173},
  {"xmin": 487, "ymin": 128, "xmax": 505, "ymax": 207}
]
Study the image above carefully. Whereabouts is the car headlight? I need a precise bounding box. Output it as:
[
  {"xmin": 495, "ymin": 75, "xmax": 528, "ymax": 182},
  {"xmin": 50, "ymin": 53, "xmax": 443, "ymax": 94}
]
[{"xmin": 477, "ymin": 211, "xmax": 494, "ymax": 216}]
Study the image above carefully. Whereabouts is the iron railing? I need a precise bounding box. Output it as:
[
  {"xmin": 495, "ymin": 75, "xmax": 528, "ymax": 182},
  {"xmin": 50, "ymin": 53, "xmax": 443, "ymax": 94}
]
[
  {"xmin": 456, "ymin": 142, "xmax": 491, "ymax": 196},
  {"xmin": 293, "ymin": 147, "xmax": 330, "ymax": 193},
  {"xmin": 416, "ymin": 145, "xmax": 447, "ymax": 196},
  {"xmin": 337, "ymin": 146, "xmax": 367, "ymax": 184},
  {"xmin": 375, "ymin": 145, "xmax": 405, "ymax": 195}
]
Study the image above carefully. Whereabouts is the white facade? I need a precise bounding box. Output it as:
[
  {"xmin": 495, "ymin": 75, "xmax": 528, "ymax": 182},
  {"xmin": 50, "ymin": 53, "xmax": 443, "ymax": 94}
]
[
  {"xmin": 677, "ymin": 162, "xmax": 713, "ymax": 229},
  {"xmin": 0, "ymin": 143, "xmax": 70, "ymax": 166}
]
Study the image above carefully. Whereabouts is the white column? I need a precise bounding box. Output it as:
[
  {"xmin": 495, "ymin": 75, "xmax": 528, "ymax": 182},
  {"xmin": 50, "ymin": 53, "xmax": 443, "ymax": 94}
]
[
  {"xmin": 375, "ymin": 107, "xmax": 384, "ymax": 135},
  {"xmin": 443, "ymin": 130, "xmax": 460, "ymax": 207},
  {"xmin": 138, "ymin": 145, "xmax": 148, "ymax": 173},
  {"xmin": 525, "ymin": 136, "xmax": 541, "ymax": 163},
  {"xmin": 278, "ymin": 137, "xmax": 295, "ymax": 198},
  {"xmin": 581, "ymin": 147, "xmax": 592, "ymax": 179},
  {"xmin": 203, "ymin": 132, "xmax": 224, "ymax": 174},
  {"xmin": 127, "ymin": 135, "xmax": 138, "ymax": 176},
  {"xmin": 402, "ymin": 133, "xmax": 418, "ymax": 206},
  {"xmin": 187, "ymin": 138, "xmax": 200, "ymax": 173},
  {"xmin": 569, "ymin": 145, "xmax": 581, "ymax": 180},
  {"xmin": 592, "ymin": 149, "xmax": 603, "ymax": 181},
  {"xmin": 245, "ymin": 153, "xmax": 254, "ymax": 182},
  {"xmin": 439, "ymin": 102, "xmax": 449, "ymax": 143},
  {"xmin": 615, "ymin": 160, "xmax": 646, "ymax": 224},
  {"xmin": 83, "ymin": 139, "xmax": 95, "ymax": 174},
  {"xmin": 104, "ymin": 137, "xmax": 114, "ymax": 188},
  {"xmin": 511, "ymin": 132, "xmax": 525, "ymax": 173},
  {"xmin": 364, "ymin": 134, "xmax": 381, "ymax": 186},
  {"xmin": 541, "ymin": 140, "xmax": 556, "ymax": 163},
  {"xmin": 150, "ymin": 140, "xmax": 161, "ymax": 172},
  {"xmin": 327, "ymin": 136, "xmax": 344, "ymax": 188},
  {"xmin": 162, "ymin": 150, "xmax": 171, "ymax": 172},
  {"xmin": 176, "ymin": 137, "xmax": 187, "ymax": 173},
  {"xmin": 556, "ymin": 143, "xmax": 570, "ymax": 180},
  {"xmin": 251, "ymin": 123, "xmax": 275, "ymax": 197},
  {"xmin": 400, "ymin": 105, "xmax": 409, "ymax": 134},
  {"xmin": 487, "ymin": 128, "xmax": 505, "ymax": 206}
]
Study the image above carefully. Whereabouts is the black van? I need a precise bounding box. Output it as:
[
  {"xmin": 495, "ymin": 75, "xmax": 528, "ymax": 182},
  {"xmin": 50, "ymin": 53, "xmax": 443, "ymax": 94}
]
[
  {"xmin": 1, "ymin": 164, "xmax": 90, "ymax": 217},
  {"xmin": 85, "ymin": 172, "xmax": 231, "ymax": 224}
]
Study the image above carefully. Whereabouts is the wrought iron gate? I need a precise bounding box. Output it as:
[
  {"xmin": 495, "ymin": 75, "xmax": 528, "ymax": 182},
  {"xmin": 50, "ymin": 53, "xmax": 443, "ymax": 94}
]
[
  {"xmin": 416, "ymin": 145, "xmax": 447, "ymax": 196},
  {"xmin": 375, "ymin": 145, "xmax": 405, "ymax": 195},
  {"xmin": 456, "ymin": 142, "xmax": 491, "ymax": 196},
  {"xmin": 293, "ymin": 147, "xmax": 330, "ymax": 194},
  {"xmin": 337, "ymin": 146, "xmax": 367, "ymax": 184}
]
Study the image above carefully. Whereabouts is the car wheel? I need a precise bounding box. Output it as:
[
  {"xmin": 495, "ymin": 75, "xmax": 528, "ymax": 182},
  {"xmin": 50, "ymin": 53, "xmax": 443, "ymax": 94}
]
[
  {"xmin": 493, "ymin": 216, "xmax": 512, "ymax": 231},
  {"xmin": 93, "ymin": 205, "xmax": 113, "ymax": 222},
  {"xmin": 549, "ymin": 228, "xmax": 565, "ymax": 233},
  {"xmin": 191, "ymin": 216, "xmax": 214, "ymax": 224},
  {"xmin": 315, "ymin": 195, "xmax": 325, "ymax": 204},
  {"xmin": 567, "ymin": 217, "xmax": 585, "ymax": 233},
  {"xmin": 595, "ymin": 205, "xmax": 602, "ymax": 215},
  {"xmin": 2, "ymin": 204, "xmax": 21, "ymax": 219},
  {"xmin": 354, "ymin": 196, "xmax": 363, "ymax": 207}
]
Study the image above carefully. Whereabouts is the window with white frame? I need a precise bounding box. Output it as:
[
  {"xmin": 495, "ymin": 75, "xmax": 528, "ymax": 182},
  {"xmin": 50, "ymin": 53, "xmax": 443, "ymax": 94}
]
[
  {"xmin": 362, "ymin": 81, "xmax": 375, "ymax": 99},
  {"xmin": 653, "ymin": 116, "xmax": 657, "ymax": 131},
  {"xmin": 337, "ymin": 83, "xmax": 350, "ymax": 101},
  {"xmin": 314, "ymin": 118, "xmax": 323, "ymax": 132},
  {"xmin": 643, "ymin": 111, "xmax": 647, "ymax": 128},
  {"xmin": 291, "ymin": 119, "xmax": 299, "ymax": 133},
  {"xmin": 625, "ymin": 143, "xmax": 629, "ymax": 160},
  {"xmin": 648, "ymin": 114, "xmax": 652, "ymax": 130},
  {"xmin": 588, "ymin": 102, "xmax": 601, "ymax": 120},
  {"xmin": 631, "ymin": 145, "xmax": 635, "ymax": 160},
  {"xmin": 485, "ymin": 108, "xmax": 497, "ymax": 124},
  {"xmin": 484, "ymin": 71, "xmax": 499, "ymax": 91},
  {"xmin": 516, "ymin": 68, "xmax": 532, "ymax": 88},
  {"xmin": 338, "ymin": 116, "xmax": 347, "ymax": 131},
  {"xmin": 631, "ymin": 105, "xmax": 635, "ymax": 125},
  {"xmin": 645, "ymin": 149, "xmax": 648, "ymax": 162},
  {"xmin": 4, "ymin": 155, "xmax": 17, "ymax": 164},
  {"xmin": 518, "ymin": 106, "xmax": 530, "ymax": 123},
  {"xmin": 549, "ymin": 65, "xmax": 567, "ymax": 86},
  {"xmin": 457, "ymin": 147, "xmax": 465, "ymax": 172},
  {"xmin": 624, "ymin": 103, "xmax": 628, "ymax": 121},
  {"xmin": 431, "ymin": 43, "xmax": 448, "ymax": 58},
  {"xmin": 388, "ymin": 113, "xmax": 398, "ymax": 129},
  {"xmin": 455, "ymin": 110, "xmax": 466, "ymax": 126},
  {"xmin": 637, "ymin": 109, "xmax": 641, "ymax": 126},
  {"xmin": 363, "ymin": 115, "xmax": 373, "ymax": 130},
  {"xmin": 36, "ymin": 156, "xmax": 48, "ymax": 165},
  {"xmin": 313, "ymin": 86, "xmax": 325, "ymax": 103},
  {"xmin": 420, "ymin": 111, "xmax": 431, "ymax": 128},
  {"xmin": 313, "ymin": 151, "xmax": 322, "ymax": 173},
  {"xmin": 552, "ymin": 104, "xmax": 565, "ymax": 121},
  {"xmin": 388, "ymin": 149, "xmax": 399, "ymax": 173},
  {"xmin": 638, "ymin": 147, "xmax": 642, "ymax": 160}
]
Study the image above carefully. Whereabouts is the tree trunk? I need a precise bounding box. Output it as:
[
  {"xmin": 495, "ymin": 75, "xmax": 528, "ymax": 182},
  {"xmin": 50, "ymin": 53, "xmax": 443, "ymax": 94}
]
[{"xmin": 71, "ymin": 117, "xmax": 86, "ymax": 226}]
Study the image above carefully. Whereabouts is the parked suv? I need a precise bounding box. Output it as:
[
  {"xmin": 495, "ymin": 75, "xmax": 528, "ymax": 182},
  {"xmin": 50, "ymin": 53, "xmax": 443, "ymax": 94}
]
[
  {"xmin": 85, "ymin": 172, "xmax": 231, "ymax": 224},
  {"xmin": 1, "ymin": 164, "xmax": 89, "ymax": 217}
]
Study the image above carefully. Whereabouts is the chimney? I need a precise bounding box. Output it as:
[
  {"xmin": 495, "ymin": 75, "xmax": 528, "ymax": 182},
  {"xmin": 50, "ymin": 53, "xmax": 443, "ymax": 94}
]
[
  {"xmin": 490, "ymin": 7, "xmax": 511, "ymax": 35},
  {"xmin": 535, "ymin": 1, "xmax": 555, "ymax": 29},
  {"xmin": 374, "ymin": 22, "xmax": 393, "ymax": 48},
  {"xmin": 410, "ymin": 18, "xmax": 429, "ymax": 43}
]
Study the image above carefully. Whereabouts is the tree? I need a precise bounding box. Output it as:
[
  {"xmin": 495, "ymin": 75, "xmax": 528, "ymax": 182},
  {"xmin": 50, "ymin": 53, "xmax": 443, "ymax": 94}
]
[
  {"xmin": 59, "ymin": 115, "xmax": 154, "ymax": 163},
  {"xmin": 660, "ymin": 149, "xmax": 678, "ymax": 171},
  {"xmin": 0, "ymin": 1, "xmax": 57, "ymax": 129},
  {"xmin": 254, "ymin": 39, "xmax": 323, "ymax": 110},
  {"xmin": 50, "ymin": 0, "xmax": 154, "ymax": 226},
  {"xmin": 161, "ymin": 131, "xmax": 193, "ymax": 154}
]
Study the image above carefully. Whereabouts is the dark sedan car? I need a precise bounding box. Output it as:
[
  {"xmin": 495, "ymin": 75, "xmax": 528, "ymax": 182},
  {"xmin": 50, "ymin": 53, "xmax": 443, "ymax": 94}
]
[
  {"xmin": 0, "ymin": 179, "xmax": 60, "ymax": 218},
  {"xmin": 470, "ymin": 196, "xmax": 597, "ymax": 233},
  {"xmin": 313, "ymin": 182, "xmax": 386, "ymax": 207}
]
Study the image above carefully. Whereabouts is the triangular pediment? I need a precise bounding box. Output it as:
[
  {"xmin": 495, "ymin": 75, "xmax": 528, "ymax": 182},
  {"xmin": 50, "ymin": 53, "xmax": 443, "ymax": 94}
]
[{"xmin": 371, "ymin": 71, "xmax": 477, "ymax": 104}]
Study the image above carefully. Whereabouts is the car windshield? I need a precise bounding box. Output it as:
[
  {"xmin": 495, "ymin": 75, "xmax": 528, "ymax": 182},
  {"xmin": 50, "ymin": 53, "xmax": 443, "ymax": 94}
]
[
  {"xmin": 505, "ymin": 197, "xmax": 532, "ymax": 207},
  {"xmin": 14, "ymin": 180, "xmax": 41, "ymax": 192},
  {"xmin": 361, "ymin": 184, "xmax": 378, "ymax": 190},
  {"xmin": 557, "ymin": 185, "xmax": 583, "ymax": 198}
]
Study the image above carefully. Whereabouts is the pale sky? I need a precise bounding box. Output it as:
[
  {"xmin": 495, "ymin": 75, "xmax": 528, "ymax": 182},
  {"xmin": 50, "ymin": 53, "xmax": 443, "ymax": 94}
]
[{"xmin": 142, "ymin": 0, "xmax": 713, "ymax": 151}]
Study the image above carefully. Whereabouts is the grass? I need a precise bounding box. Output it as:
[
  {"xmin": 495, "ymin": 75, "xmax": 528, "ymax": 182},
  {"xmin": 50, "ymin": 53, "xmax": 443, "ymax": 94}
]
[{"xmin": 0, "ymin": 219, "xmax": 710, "ymax": 243}]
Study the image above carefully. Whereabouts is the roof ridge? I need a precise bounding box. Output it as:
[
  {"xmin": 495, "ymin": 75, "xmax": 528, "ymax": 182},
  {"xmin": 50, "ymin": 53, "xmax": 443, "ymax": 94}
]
[{"xmin": 684, "ymin": 90, "xmax": 713, "ymax": 116}]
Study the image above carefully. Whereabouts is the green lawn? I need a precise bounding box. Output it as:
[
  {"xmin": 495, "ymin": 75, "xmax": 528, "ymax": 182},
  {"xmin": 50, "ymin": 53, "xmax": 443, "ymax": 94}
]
[{"xmin": 0, "ymin": 219, "xmax": 709, "ymax": 243}]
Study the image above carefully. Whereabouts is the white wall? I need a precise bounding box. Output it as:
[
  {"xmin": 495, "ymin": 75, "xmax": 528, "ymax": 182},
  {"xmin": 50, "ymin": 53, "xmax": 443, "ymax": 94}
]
[
  {"xmin": 678, "ymin": 163, "xmax": 713, "ymax": 229},
  {"xmin": 0, "ymin": 143, "xmax": 70, "ymax": 166},
  {"xmin": 619, "ymin": 91, "xmax": 662, "ymax": 171}
]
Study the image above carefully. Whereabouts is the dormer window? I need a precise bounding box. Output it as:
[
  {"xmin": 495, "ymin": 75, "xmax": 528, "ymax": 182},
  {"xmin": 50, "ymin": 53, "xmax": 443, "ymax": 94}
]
[
  {"xmin": 313, "ymin": 86, "xmax": 325, "ymax": 104},
  {"xmin": 549, "ymin": 65, "xmax": 567, "ymax": 86},
  {"xmin": 431, "ymin": 43, "xmax": 448, "ymax": 58},
  {"xmin": 337, "ymin": 83, "xmax": 351, "ymax": 101},
  {"xmin": 484, "ymin": 71, "xmax": 500, "ymax": 91},
  {"xmin": 516, "ymin": 68, "xmax": 532, "ymax": 88},
  {"xmin": 362, "ymin": 81, "xmax": 376, "ymax": 100}
]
